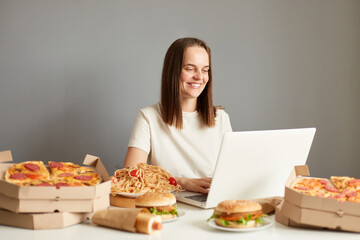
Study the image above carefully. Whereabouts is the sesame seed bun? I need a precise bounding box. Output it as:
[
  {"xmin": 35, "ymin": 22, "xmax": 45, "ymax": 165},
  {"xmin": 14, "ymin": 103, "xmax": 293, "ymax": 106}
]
[
  {"xmin": 215, "ymin": 200, "xmax": 261, "ymax": 214},
  {"xmin": 135, "ymin": 192, "xmax": 176, "ymax": 207}
]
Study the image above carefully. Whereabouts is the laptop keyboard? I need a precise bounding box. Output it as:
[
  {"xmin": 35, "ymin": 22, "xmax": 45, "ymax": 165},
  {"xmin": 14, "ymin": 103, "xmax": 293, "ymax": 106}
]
[{"xmin": 185, "ymin": 194, "xmax": 208, "ymax": 202}]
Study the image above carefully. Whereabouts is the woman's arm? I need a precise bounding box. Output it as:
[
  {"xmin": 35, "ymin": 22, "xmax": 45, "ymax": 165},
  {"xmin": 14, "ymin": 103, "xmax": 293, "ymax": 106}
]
[
  {"xmin": 123, "ymin": 147, "xmax": 148, "ymax": 168},
  {"xmin": 124, "ymin": 147, "xmax": 212, "ymax": 194}
]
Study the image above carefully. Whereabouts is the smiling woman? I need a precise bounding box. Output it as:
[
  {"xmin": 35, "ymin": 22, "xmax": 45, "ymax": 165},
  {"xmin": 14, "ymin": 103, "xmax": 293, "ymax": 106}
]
[{"xmin": 122, "ymin": 38, "xmax": 232, "ymax": 194}]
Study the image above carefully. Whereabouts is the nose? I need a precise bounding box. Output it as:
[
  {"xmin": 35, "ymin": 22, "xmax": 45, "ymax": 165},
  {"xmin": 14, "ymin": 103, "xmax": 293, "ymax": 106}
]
[{"xmin": 193, "ymin": 69, "xmax": 202, "ymax": 81}]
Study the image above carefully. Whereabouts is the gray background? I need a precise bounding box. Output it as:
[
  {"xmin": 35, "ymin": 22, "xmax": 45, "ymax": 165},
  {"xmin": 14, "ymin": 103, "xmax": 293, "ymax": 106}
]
[{"xmin": 0, "ymin": 0, "xmax": 359, "ymax": 178}]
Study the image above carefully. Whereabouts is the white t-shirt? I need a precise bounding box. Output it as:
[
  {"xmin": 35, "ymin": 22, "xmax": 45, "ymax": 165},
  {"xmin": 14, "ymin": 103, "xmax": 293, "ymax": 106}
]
[{"xmin": 128, "ymin": 103, "xmax": 232, "ymax": 178}]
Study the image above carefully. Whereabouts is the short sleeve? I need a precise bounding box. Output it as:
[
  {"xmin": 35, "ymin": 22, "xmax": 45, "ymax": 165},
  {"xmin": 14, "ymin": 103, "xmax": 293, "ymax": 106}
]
[
  {"xmin": 128, "ymin": 110, "xmax": 151, "ymax": 154},
  {"xmin": 222, "ymin": 111, "xmax": 233, "ymax": 133}
]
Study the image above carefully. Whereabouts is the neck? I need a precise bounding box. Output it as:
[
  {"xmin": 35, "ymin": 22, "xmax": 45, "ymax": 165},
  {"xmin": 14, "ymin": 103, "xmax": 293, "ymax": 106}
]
[{"xmin": 181, "ymin": 98, "xmax": 197, "ymax": 112}]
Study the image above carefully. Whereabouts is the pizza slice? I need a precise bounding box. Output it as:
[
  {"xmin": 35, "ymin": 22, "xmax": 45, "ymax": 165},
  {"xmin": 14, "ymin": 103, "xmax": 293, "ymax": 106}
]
[
  {"xmin": 330, "ymin": 176, "xmax": 360, "ymax": 202},
  {"xmin": 345, "ymin": 178, "xmax": 360, "ymax": 192},
  {"xmin": 49, "ymin": 161, "xmax": 82, "ymax": 177},
  {"xmin": 346, "ymin": 190, "xmax": 360, "ymax": 203},
  {"xmin": 291, "ymin": 177, "xmax": 339, "ymax": 198},
  {"xmin": 49, "ymin": 161, "xmax": 102, "ymax": 186},
  {"xmin": 52, "ymin": 172, "xmax": 102, "ymax": 186},
  {"xmin": 21, "ymin": 180, "xmax": 55, "ymax": 187},
  {"xmin": 330, "ymin": 176, "xmax": 354, "ymax": 191},
  {"xmin": 5, "ymin": 161, "xmax": 51, "ymax": 186}
]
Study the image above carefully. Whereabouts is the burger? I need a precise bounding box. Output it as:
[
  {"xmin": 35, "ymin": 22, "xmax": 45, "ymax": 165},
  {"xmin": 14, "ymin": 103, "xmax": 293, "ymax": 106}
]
[
  {"xmin": 135, "ymin": 192, "xmax": 178, "ymax": 220},
  {"xmin": 207, "ymin": 200, "xmax": 266, "ymax": 228}
]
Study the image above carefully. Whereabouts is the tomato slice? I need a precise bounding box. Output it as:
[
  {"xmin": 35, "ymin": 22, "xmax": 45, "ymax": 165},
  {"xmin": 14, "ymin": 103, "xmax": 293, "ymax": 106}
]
[
  {"xmin": 169, "ymin": 177, "xmax": 177, "ymax": 186},
  {"xmin": 251, "ymin": 212, "xmax": 263, "ymax": 220},
  {"xmin": 129, "ymin": 170, "xmax": 143, "ymax": 179},
  {"xmin": 130, "ymin": 170, "xmax": 139, "ymax": 177},
  {"xmin": 26, "ymin": 174, "xmax": 43, "ymax": 179}
]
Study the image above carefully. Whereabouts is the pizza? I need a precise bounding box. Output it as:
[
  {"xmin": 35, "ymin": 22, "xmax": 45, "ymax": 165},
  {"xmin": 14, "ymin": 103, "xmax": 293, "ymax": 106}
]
[
  {"xmin": 49, "ymin": 161, "xmax": 101, "ymax": 186},
  {"xmin": 330, "ymin": 176, "xmax": 360, "ymax": 192},
  {"xmin": 291, "ymin": 176, "xmax": 360, "ymax": 203},
  {"xmin": 49, "ymin": 161, "xmax": 83, "ymax": 177},
  {"xmin": 5, "ymin": 161, "xmax": 51, "ymax": 186},
  {"xmin": 5, "ymin": 161, "xmax": 102, "ymax": 187},
  {"xmin": 291, "ymin": 177, "xmax": 338, "ymax": 198}
]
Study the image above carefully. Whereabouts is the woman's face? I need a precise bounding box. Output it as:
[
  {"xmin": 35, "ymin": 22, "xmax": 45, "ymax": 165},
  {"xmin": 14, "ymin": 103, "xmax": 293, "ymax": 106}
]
[{"xmin": 180, "ymin": 46, "xmax": 210, "ymax": 102}]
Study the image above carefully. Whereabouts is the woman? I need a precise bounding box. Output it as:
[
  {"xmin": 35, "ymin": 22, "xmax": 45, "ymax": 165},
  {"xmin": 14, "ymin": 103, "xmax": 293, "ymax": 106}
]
[{"xmin": 123, "ymin": 37, "xmax": 232, "ymax": 193}]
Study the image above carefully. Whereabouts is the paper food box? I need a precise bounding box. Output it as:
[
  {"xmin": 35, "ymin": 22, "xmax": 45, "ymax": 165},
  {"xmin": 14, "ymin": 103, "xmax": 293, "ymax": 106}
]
[
  {"xmin": 0, "ymin": 209, "xmax": 92, "ymax": 230},
  {"xmin": 276, "ymin": 165, "xmax": 360, "ymax": 233},
  {"xmin": 0, "ymin": 150, "xmax": 111, "ymax": 213},
  {"xmin": 275, "ymin": 199, "xmax": 324, "ymax": 230}
]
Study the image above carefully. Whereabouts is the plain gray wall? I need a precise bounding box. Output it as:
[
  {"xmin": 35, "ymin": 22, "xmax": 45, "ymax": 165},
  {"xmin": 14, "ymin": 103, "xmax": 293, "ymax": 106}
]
[{"xmin": 0, "ymin": 0, "xmax": 359, "ymax": 178}]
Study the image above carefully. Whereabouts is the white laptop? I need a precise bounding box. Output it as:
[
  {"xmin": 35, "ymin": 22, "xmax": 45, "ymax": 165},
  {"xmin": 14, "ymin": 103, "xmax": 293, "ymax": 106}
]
[{"xmin": 176, "ymin": 128, "xmax": 316, "ymax": 208}]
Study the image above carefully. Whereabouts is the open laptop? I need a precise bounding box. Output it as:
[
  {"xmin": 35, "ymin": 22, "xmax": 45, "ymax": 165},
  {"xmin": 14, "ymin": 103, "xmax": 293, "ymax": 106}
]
[{"xmin": 176, "ymin": 128, "xmax": 316, "ymax": 208}]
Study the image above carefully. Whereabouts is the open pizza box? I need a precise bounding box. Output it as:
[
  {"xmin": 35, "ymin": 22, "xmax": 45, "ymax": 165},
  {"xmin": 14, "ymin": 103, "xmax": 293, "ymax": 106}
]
[
  {"xmin": 0, "ymin": 209, "xmax": 92, "ymax": 230},
  {"xmin": 275, "ymin": 165, "xmax": 360, "ymax": 233},
  {"xmin": 0, "ymin": 150, "xmax": 111, "ymax": 213}
]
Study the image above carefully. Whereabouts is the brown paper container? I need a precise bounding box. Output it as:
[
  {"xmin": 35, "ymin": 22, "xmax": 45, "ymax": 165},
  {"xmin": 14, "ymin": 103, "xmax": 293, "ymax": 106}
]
[{"xmin": 252, "ymin": 196, "xmax": 283, "ymax": 215}]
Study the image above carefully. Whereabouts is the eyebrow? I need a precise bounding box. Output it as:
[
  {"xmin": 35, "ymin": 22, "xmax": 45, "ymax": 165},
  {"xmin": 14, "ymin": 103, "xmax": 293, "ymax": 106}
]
[{"xmin": 183, "ymin": 63, "xmax": 210, "ymax": 68}]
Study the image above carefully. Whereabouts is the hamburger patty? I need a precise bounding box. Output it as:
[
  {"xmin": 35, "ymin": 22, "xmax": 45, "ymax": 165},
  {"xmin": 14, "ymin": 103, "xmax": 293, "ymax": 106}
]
[{"xmin": 214, "ymin": 209, "xmax": 262, "ymax": 218}]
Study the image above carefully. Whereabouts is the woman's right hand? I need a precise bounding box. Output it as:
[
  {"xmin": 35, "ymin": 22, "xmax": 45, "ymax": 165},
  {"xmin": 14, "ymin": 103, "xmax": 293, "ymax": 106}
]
[{"xmin": 175, "ymin": 177, "xmax": 212, "ymax": 194}]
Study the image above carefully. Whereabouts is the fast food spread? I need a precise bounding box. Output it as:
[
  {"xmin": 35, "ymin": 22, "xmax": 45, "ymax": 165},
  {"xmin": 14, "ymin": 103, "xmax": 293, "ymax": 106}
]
[
  {"xmin": 135, "ymin": 192, "xmax": 178, "ymax": 220},
  {"xmin": 2, "ymin": 152, "xmax": 359, "ymax": 233},
  {"xmin": 5, "ymin": 161, "xmax": 102, "ymax": 187},
  {"xmin": 207, "ymin": 200, "xmax": 267, "ymax": 228},
  {"xmin": 111, "ymin": 163, "xmax": 181, "ymax": 195},
  {"xmin": 290, "ymin": 176, "xmax": 360, "ymax": 202}
]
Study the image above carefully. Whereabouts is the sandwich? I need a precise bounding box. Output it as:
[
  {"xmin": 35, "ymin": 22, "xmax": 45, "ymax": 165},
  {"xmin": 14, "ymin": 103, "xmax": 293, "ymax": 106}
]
[
  {"xmin": 135, "ymin": 192, "xmax": 178, "ymax": 220},
  {"xmin": 207, "ymin": 199, "xmax": 266, "ymax": 228}
]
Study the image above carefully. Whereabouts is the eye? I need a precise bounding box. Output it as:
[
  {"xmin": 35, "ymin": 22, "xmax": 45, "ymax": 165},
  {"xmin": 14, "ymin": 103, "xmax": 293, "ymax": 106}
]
[
  {"xmin": 185, "ymin": 67, "xmax": 194, "ymax": 72},
  {"xmin": 202, "ymin": 68, "xmax": 210, "ymax": 73}
]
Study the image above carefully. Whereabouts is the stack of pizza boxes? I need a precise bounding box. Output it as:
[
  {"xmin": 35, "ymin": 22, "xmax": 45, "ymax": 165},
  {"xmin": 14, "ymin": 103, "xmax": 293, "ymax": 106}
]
[
  {"xmin": 275, "ymin": 165, "xmax": 360, "ymax": 233},
  {"xmin": 0, "ymin": 150, "xmax": 111, "ymax": 229}
]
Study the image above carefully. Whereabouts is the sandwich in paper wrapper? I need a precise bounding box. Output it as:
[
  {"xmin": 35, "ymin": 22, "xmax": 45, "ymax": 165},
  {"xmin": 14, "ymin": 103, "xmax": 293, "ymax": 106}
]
[{"xmin": 92, "ymin": 208, "xmax": 162, "ymax": 234}]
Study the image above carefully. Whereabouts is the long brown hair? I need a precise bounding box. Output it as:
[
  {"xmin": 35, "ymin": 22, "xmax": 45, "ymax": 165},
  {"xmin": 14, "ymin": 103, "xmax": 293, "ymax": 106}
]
[{"xmin": 160, "ymin": 37, "xmax": 216, "ymax": 129}]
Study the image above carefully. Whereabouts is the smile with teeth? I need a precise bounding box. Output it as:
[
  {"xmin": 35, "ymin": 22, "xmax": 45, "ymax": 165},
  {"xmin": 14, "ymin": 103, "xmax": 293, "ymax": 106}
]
[{"xmin": 188, "ymin": 83, "xmax": 201, "ymax": 89}]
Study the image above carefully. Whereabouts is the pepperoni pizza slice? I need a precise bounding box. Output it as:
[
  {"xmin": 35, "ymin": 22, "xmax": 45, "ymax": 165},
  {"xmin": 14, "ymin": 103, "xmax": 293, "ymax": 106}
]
[
  {"xmin": 330, "ymin": 176, "xmax": 354, "ymax": 191},
  {"xmin": 49, "ymin": 161, "xmax": 82, "ymax": 177},
  {"xmin": 49, "ymin": 161, "xmax": 102, "ymax": 186},
  {"xmin": 330, "ymin": 176, "xmax": 360, "ymax": 202},
  {"xmin": 5, "ymin": 161, "xmax": 51, "ymax": 186},
  {"xmin": 331, "ymin": 176, "xmax": 360, "ymax": 192},
  {"xmin": 346, "ymin": 179, "xmax": 360, "ymax": 192},
  {"xmin": 54, "ymin": 172, "xmax": 102, "ymax": 186},
  {"xmin": 5, "ymin": 161, "xmax": 102, "ymax": 187},
  {"xmin": 291, "ymin": 177, "xmax": 339, "ymax": 198}
]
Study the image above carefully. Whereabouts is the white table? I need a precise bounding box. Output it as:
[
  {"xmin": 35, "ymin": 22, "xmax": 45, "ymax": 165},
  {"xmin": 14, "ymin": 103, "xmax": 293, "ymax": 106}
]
[{"xmin": 0, "ymin": 202, "xmax": 359, "ymax": 240}]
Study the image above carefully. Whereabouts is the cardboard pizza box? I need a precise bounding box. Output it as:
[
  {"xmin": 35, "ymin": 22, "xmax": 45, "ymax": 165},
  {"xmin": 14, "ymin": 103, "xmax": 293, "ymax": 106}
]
[
  {"xmin": 279, "ymin": 165, "xmax": 360, "ymax": 233},
  {"xmin": 275, "ymin": 200, "xmax": 328, "ymax": 230},
  {"xmin": 0, "ymin": 150, "xmax": 111, "ymax": 200},
  {"xmin": 0, "ymin": 192, "xmax": 109, "ymax": 213},
  {"xmin": 0, "ymin": 208, "xmax": 92, "ymax": 230},
  {"xmin": 0, "ymin": 150, "xmax": 111, "ymax": 213}
]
